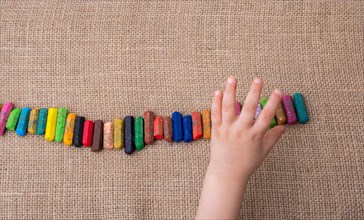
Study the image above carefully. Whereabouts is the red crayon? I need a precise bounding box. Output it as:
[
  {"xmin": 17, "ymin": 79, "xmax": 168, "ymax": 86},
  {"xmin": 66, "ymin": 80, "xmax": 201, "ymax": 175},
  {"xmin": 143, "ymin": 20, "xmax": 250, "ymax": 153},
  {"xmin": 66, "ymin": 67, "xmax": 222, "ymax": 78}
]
[
  {"xmin": 154, "ymin": 116, "xmax": 163, "ymax": 140},
  {"xmin": 82, "ymin": 120, "xmax": 94, "ymax": 147},
  {"xmin": 191, "ymin": 112, "xmax": 203, "ymax": 140}
]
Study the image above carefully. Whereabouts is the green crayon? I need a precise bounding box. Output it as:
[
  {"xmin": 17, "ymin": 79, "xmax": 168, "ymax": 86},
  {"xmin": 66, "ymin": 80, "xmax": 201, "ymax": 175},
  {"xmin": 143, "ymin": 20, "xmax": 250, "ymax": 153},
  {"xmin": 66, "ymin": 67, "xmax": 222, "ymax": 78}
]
[
  {"xmin": 55, "ymin": 107, "xmax": 68, "ymax": 142},
  {"xmin": 135, "ymin": 116, "xmax": 145, "ymax": 151},
  {"xmin": 259, "ymin": 98, "xmax": 277, "ymax": 128},
  {"xmin": 6, "ymin": 108, "xmax": 21, "ymax": 131}
]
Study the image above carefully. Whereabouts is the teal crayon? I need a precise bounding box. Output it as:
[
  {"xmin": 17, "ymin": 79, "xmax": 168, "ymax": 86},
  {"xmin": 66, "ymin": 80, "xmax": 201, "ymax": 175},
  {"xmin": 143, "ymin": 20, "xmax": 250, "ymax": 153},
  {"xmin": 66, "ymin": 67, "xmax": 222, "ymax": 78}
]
[{"xmin": 36, "ymin": 108, "xmax": 48, "ymax": 135}]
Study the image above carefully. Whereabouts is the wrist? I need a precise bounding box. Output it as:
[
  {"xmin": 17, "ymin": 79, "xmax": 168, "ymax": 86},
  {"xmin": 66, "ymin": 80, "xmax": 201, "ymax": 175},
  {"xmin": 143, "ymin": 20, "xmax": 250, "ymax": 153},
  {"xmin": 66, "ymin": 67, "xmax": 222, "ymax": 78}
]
[
  {"xmin": 206, "ymin": 162, "xmax": 250, "ymax": 186},
  {"xmin": 197, "ymin": 163, "xmax": 249, "ymax": 220}
]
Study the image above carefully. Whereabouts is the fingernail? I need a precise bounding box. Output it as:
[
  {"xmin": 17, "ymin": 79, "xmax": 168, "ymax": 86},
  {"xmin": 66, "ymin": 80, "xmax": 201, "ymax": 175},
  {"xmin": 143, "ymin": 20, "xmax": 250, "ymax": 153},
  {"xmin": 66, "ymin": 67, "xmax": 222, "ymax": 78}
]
[
  {"xmin": 274, "ymin": 89, "xmax": 282, "ymax": 96},
  {"xmin": 215, "ymin": 90, "xmax": 221, "ymax": 96},
  {"xmin": 227, "ymin": 77, "xmax": 235, "ymax": 84},
  {"xmin": 254, "ymin": 78, "xmax": 262, "ymax": 84}
]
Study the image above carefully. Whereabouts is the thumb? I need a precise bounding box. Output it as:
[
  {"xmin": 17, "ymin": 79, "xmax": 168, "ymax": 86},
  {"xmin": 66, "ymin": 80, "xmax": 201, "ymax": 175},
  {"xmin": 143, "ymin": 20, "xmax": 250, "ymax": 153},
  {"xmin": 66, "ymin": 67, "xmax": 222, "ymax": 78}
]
[{"xmin": 262, "ymin": 125, "xmax": 286, "ymax": 154}]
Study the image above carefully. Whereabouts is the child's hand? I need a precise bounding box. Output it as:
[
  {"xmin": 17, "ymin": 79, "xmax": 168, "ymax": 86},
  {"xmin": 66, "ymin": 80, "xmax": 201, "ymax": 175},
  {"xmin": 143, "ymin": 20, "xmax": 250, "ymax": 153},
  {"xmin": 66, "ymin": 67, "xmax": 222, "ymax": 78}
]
[
  {"xmin": 209, "ymin": 76, "xmax": 285, "ymax": 182},
  {"xmin": 197, "ymin": 76, "xmax": 285, "ymax": 219}
]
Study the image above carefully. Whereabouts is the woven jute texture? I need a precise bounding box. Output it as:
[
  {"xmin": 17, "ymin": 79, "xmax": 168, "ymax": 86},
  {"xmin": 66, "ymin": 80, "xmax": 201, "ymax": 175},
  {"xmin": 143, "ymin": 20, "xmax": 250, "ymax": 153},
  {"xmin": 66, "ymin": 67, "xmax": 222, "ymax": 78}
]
[{"xmin": 1, "ymin": 1, "xmax": 363, "ymax": 219}]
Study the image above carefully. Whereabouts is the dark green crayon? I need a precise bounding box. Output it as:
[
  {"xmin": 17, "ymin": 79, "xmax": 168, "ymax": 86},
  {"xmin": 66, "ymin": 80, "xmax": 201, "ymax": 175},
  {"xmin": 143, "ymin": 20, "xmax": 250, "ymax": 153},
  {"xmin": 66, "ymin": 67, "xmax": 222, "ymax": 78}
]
[{"xmin": 135, "ymin": 116, "xmax": 145, "ymax": 151}]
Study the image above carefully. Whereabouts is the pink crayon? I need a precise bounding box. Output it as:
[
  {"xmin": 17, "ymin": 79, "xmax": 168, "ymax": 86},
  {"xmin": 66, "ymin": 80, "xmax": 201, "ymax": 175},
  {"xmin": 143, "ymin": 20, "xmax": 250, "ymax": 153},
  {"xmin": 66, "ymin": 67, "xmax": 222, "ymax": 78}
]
[
  {"xmin": 0, "ymin": 102, "xmax": 15, "ymax": 135},
  {"xmin": 282, "ymin": 95, "xmax": 297, "ymax": 124},
  {"xmin": 235, "ymin": 102, "xmax": 242, "ymax": 115}
]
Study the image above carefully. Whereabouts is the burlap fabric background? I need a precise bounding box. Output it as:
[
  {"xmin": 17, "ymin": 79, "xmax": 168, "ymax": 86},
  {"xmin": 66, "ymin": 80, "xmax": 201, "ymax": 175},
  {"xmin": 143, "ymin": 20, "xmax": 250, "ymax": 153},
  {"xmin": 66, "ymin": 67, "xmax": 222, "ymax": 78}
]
[{"xmin": 1, "ymin": 1, "xmax": 363, "ymax": 219}]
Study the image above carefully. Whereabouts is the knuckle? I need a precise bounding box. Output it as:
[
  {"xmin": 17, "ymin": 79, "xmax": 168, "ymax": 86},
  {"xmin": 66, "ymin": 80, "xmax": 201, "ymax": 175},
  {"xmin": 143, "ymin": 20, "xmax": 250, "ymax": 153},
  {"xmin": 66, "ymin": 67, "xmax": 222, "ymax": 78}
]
[
  {"xmin": 251, "ymin": 130, "xmax": 263, "ymax": 141},
  {"xmin": 262, "ymin": 109, "xmax": 275, "ymax": 121},
  {"xmin": 222, "ymin": 105, "xmax": 235, "ymax": 113},
  {"xmin": 243, "ymin": 103, "xmax": 256, "ymax": 113},
  {"xmin": 212, "ymin": 118, "xmax": 221, "ymax": 126},
  {"xmin": 211, "ymin": 108, "xmax": 220, "ymax": 117}
]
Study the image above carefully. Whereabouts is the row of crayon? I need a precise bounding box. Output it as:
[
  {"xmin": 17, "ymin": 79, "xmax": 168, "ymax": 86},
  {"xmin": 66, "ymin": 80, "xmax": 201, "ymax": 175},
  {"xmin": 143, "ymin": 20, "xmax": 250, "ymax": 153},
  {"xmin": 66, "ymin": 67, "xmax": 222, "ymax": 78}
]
[
  {"xmin": 0, "ymin": 93, "xmax": 308, "ymax": 154},
  {"xmin": 0, "ymin": 103, "xmax": 212, "ymax": 154},
  {"xmin": 236, "ymin": 93, "xmax": 309, "ymax": 126}
]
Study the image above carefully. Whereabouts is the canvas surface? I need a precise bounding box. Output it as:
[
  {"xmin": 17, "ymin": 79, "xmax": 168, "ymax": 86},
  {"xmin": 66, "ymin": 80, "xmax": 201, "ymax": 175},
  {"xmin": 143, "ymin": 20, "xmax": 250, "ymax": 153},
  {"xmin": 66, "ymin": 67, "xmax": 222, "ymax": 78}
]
[{"xmin": 0, "ymin": 1, "xmax": 363, "ymax": 219}]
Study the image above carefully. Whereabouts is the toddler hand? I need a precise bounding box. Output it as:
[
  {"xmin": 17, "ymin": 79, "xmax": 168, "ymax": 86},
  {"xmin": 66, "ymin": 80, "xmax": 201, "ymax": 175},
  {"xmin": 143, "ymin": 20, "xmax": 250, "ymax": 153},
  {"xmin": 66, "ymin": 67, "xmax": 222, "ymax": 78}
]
[
  {"xmin": 197, "ymin": 77, "xmax": 285, "ymax": 219},
  {"xmin": 208, "ymin": 76, "xmax": 285, "ymax": 182}
]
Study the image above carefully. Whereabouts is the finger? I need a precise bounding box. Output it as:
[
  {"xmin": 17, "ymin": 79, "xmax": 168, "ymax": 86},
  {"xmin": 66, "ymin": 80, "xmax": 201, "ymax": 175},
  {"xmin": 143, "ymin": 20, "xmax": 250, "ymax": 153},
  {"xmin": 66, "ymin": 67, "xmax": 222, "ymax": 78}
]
[
  {"xmin": 237, "ymin": 78, "xmax": 263, "ymax": 127},
  {"xmin": 221, "ymin": 76, "xmax": 237, "ymax": 123},
  {"xmin": 262, "ymin": 125, "xmax": 286, "ymax": 154},
  {"xmin": 253, "ymin": 89, "xmax": 283, "ymax": 133},
  {"xmin": 211, "ymin": 90, "xmax": 223, "ymax": 128}
]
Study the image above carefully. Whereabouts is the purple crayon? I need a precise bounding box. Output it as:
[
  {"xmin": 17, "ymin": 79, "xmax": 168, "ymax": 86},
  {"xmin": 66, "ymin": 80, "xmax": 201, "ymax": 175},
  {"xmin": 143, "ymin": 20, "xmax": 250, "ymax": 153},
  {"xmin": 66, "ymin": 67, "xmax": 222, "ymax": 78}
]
[
  {"xmin": 0, "ymin": 102, "xmax": 15, "ymax": 135},
  {"xmin": 235, "ymin": 102, "xmax": 242, "ymax": 115},
  {"xmin": 282, "ymin": 95, "xmax": 297, "ymax": 124},
  {"xmin": 255, "ymin": 104, "xmax": 262, "ymax": 119}
]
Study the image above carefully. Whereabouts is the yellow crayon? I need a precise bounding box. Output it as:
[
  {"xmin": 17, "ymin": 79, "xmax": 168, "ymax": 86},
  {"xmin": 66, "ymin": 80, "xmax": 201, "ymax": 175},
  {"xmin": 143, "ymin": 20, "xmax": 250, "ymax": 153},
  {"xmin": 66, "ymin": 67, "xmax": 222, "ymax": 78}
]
[
  {"xmin": 28, "ymin": 108, "xmax": 40, "ymax": 134},
  {"xmin": 45, "ymin": 108, "xmax": 58, "ymax": 142},
  {"xmin": 113, "ymin": 118, "xmax": 124, "ymax": 149},
  {"xmin": 63, "ymin": 113, "xmax": 76, "ymax": 146}
]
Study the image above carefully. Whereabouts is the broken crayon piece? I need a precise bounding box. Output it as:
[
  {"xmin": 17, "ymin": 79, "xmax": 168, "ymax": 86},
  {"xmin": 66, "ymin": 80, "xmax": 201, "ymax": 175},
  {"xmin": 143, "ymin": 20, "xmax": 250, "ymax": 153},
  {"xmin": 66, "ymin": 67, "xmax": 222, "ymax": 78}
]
[
  {"xmin": 55, "ymin": 107, "xmax": 68, "ymax": 142},
  {"xmin": 36, "ymin": 108, "xmax": 48, "ymax": 135},
  {"xmin": 235, "ymin": 102, "xmax": 242, "ymax": 115},
  {"xmin": 91, "ymin": 120, "xmax": 103, "ymax": 152},
  {"xmin": 172, "ymin": 112, "xmax": 183, "ymax": 142},
  {"xmin": 183, "ymin": 115, "xmax": 193, "ymax": 143},
  {"xmin": 15, "ymin": 107, "xmax": 31, "ymax": 136},
  {"xmin": 135, "ymin": 116, "xmax": 144, "ymax": 150},
  {"xmin": 0, "ymin": 102, "xmax": 14, "ymax": 136},
  {"xmin": 28, "ymin": 108, "xmax": 40, "ymax": 134},
  {"xmin": 282, "ymin": 95, "xmax": 297, "ymax": 124},
  {"xmin": 124, "ymin": 116, "xmax": 135, "ymax": 155},
  {"xmin": 143, "ymin": 111, "xmax": 154, "ymax": 145},
  {"xmin": 73, "ymin": 116, "xmax": 85, "ymax": 147},
  {"xmin": 255, "ymin": 104, "xmax": 262, "ymax": 119},
  {"xmin": 259, "ymin": 98, "xmax": 277, "ymax": 128},
  {"xmin": 201, "ymin": 110, "xmax": 211, "ymax": 139},
  {"xmin": 276, "ymin": 103, "xmax": 287, "ymax": 125},
  {"xmin": 0, "ymin": 102, "xmax": 14, "ymax": 135},
  {"xmin": 154, "ymin": 116, "xmax": 163, "ymax": 140},
  {"xmin": 104, "ymin": 122, "xmax": 114, "ymax": 149},
  {"xmin": 191, "ymin": 112, "xmax": 203, "ymax": 141},
  {"xmin": 293, "ymin": 93, "xmax": 309, "ymax": 124},
  {"xmin": 163, "ymin": 116, "xmax": 173, "ymax": 143},
  {"xmin": 45, "ymin": 108, "xmax": 58, "ymax": 142},
  {"xmin": 113, "ymin": 118, "xmax": 123, "ymax": 149},
  {"xmin": 82, "ymin": 120, "xmax": 94, "ymax": 147},
  {"xmin": 63, "ymin": 113, "xmax": 76, "ymax": 146},
  {"xmin": 6, "ymin": 108, "xmax": 21, "ymax": 131}
]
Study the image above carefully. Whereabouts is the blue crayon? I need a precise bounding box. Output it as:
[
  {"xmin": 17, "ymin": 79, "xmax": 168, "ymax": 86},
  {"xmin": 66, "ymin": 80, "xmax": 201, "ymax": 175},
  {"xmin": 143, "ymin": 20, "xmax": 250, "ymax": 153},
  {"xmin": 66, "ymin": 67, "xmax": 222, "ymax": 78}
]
[
  {"xmin": 124, "ymin": 116, "xmax": 135, "ymax": 155},
  {"xmin": 36, "ymin": 108, "xmax": 48, "ymax": 135},
  {"xmin": 172, "ymin": 112, "xmax": 183, "ymax": 142},
  {"xmin": 183, "ymin": 115, "xmax": 193, "ymax": 143},
  {"xmin": 15, "ymin": 107, "xmax": 31, "ymax": 136}
]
